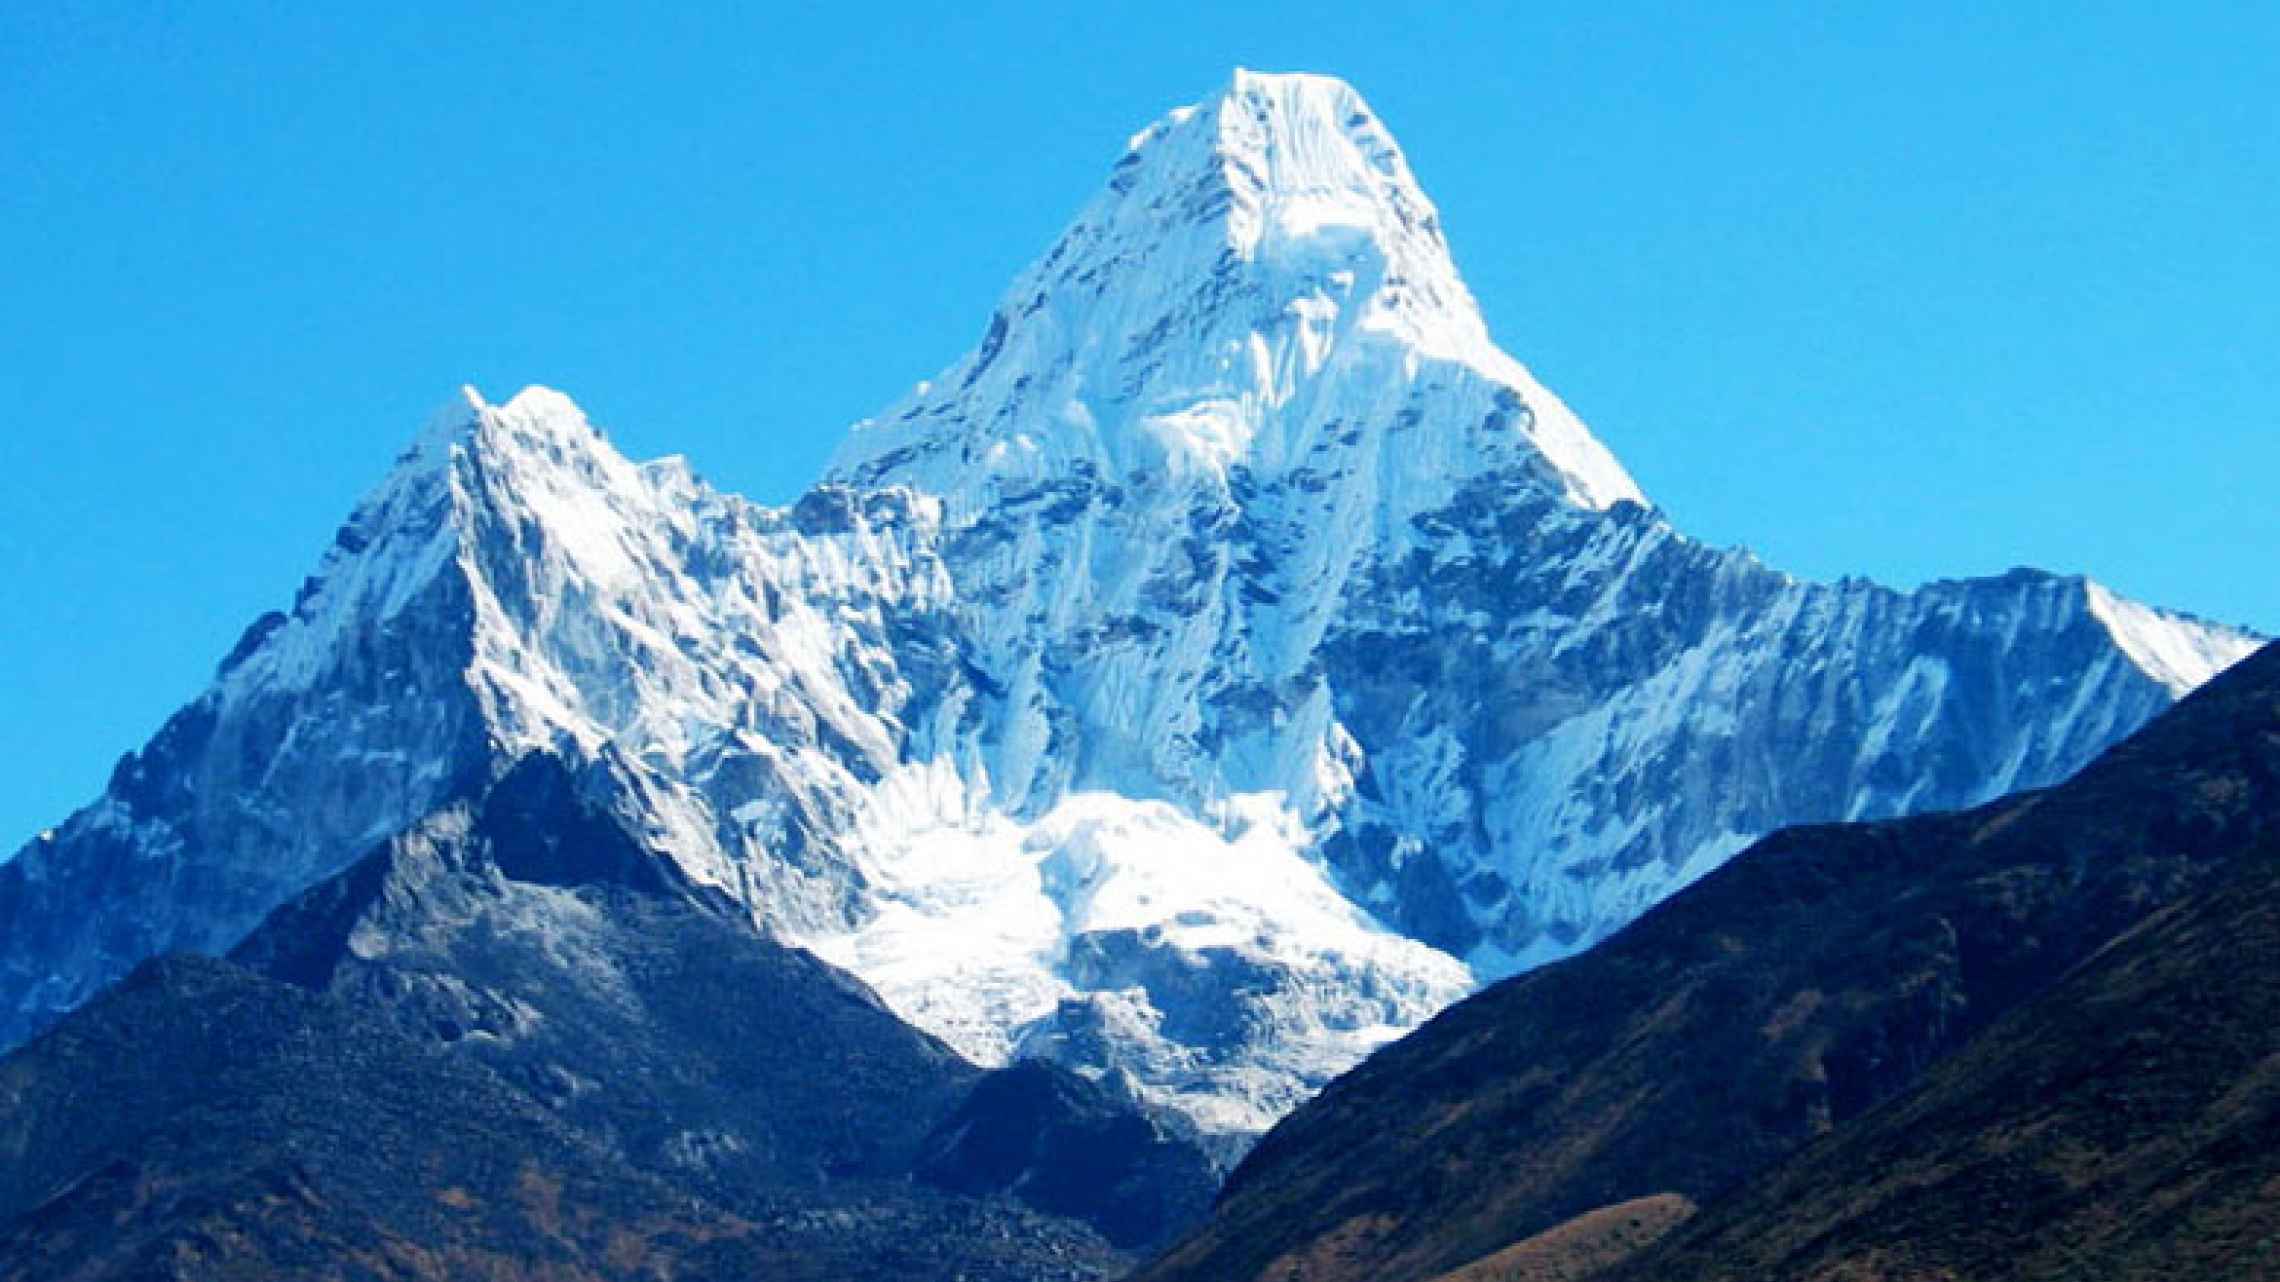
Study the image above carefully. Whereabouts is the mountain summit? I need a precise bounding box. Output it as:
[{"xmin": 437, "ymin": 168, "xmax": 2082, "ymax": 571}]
[
  {"xmin": 833, "ymin": 70, "xmax": 1639, "ymax": 514},
  {"xmin": 0, "ymin": 71, "xmax": 2259, "ymax": 1141}
]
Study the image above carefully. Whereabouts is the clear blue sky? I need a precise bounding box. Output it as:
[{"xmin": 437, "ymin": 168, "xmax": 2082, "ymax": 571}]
[{"xmin": 4, "ymin": 3, "xmax": 2275, "ymax": 845}]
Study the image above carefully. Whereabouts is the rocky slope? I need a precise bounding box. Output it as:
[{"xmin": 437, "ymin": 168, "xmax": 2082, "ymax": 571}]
[
  {"xmin": 1135, "ymin": 639, "xmax": 2280, "ymax": 1282},
  {"xmin": 1613, "ymin": 829, "xmax": 2280, "ymax": 1281},
  {"xmin": 0, "ymin": 952, "xmax": 1156, "ymax": 1282},
  {"xmin": 0, "ymin": 749, "xmax": 1216, "ymax": 1279},
  {"xmin": 0, "ymin": 953, "xmax": 775, "ymax": 1282},
  {"xmin": 0, "ymin": 70, "xmax": 2259, "ymax": 1140}
]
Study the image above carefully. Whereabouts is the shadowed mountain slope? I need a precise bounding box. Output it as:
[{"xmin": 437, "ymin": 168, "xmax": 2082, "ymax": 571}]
[
  {"xmin": 1139, "ymin": 640, "xmax": 2280, "ymax": 1282},
  {"xmin": 0, "ymin": 954, "xmax": 792, "ymax": 1282},
  {"xmin": 0, "ymin": 751, "xmax": 1218, "ymax": 1279},
  {"xmin": 227, "ymin": 749, "xmax": 985, "ymax": 1193},
  {"xmin": 1610, "ymin": 830, "xmax": 2280, "ymax": 1281}
]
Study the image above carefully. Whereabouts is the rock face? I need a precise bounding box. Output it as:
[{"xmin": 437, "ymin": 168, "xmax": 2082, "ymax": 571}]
[
  {"xmin": 0, "ymin": 69, "xmax": 2260, "ymax": 1139},
  {"xmin": 1134, "ymin": 639, "xmax": 2280, "ymax": 1282},
  {"xmin": 240, "ymin": 749, "xmax": 1216, "ymax": 1250},
  {"xmin": 0, "ymin": 750, "xmax": 1216, "ymax": 1280}
]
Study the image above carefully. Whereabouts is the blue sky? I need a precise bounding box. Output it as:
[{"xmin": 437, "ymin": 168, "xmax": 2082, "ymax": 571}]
[{"xmin": 3, "ymin": 2, "xmax": 2275, "ymax": 844}]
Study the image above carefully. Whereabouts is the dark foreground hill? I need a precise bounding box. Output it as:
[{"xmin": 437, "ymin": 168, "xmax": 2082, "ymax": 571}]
[
  {"xmin": 0, "ymin": 751, "xmax": 1216, "ymax": 1280},
  {"xmin": 1139, "ymin": 640, "xmax": 2280, "ymax": 1282},
  {"xmin": 1611, "ymin": 824, "xmax": 2280, "ymax": 1281},
  {"xmin": 0, "ymin": 953, "xmax": 787, "ymax": 1281}
]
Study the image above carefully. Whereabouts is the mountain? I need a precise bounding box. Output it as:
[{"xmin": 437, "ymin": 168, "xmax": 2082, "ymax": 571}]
[
  {"xmin": 0, "ymin": 749, "xmax": 1215, "ymax": 1280},
  {"xmin": 0, "ymin": 953, "xmax": 780, "ymax": 1282},
  {"xmin": 0, "ymin": 962, "xmax": 1145, "ymax": 1282},
  {"xmin": 1134, "ymin": 639, "xmax": 2280, "ymax": 1282},
  {"xmin": 231, "ymin": 746, "xmax": 1217, "ymax": 1253},
  {"xmin": 0, "ymin": 69, "xmax": 2259, "ymax": 1142},
  {"xmin": 1614, "ymin": 821, "xmax": 2280, "ymax": 1281}
]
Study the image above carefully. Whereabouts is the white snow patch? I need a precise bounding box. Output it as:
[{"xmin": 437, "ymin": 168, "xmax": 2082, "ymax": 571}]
[
  {"xmin": 2085, "ymin": 580, "xmax": 2259, "ymax": 696},
  {"xmin": 803, "ymin": 765, "xmax": 1472, "ymax": 1132}
]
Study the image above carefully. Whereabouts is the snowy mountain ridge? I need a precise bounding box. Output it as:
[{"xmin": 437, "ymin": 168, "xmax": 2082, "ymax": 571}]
[{"xmin": 0, "ymin": 71, "xmax": 2259, "ymax": 1140}]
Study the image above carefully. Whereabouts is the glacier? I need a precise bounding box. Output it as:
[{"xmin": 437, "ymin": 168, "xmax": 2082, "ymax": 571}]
[{"xmin": 0, "ymin": 69, "xmax": 2260, "ymax": 1141}]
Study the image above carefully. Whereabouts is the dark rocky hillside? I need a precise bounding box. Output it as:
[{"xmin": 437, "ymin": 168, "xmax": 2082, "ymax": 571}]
[
  {"xmin": 0, "ymin": 954, "xmax": 796, "ymax": 1281},
  {"xmin": 1140, "ymin": 641, "xmax": 2280, "ymax": 1282},
  {"xmin": 0, "ymin": 750, "xmax": 1218, "ymax": 1280},
  {"xmin": 916, "ymin": 1058, "xmax": 1219, "ymax": 1250},
  {"xmin": 229, "ymin": 750, "xmax": 984, "ymax": 1195},
  {"xmin": 1613, "ymin": 831, "xmax": 2280, "ymax": 1281}
]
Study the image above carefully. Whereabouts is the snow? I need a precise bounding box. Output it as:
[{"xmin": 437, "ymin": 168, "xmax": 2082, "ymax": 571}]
[
  {"xmin": 807, "ymin": 765, "xmax": 1469, "ymax": 1134},
  {"xmin": 829, "ymin": 70, "xmax": 1645, "ymax": 518},
  {"xmin": 2085, "ymin": 580, "xmax": 2259, "ymax": 696}
]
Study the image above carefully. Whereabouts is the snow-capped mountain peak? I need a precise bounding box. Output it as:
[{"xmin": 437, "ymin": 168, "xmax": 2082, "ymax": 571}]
[
  {"xmin": 1123, "ymin": 67, "xmax": 1448, "ymax": 280},
  {"xmin": 830, "ymin": 69, "xmax": 1642, "ymax": 516},
  {"xmin": 224, "ymin": 383, "xmax": 647, "ymax": 701},
  {"xmin": 392, "ymin": 385, "xmax": 609, "ymax": 486}
]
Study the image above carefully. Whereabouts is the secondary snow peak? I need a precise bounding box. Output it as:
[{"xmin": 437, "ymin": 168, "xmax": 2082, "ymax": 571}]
[{"xmin": 393, "ymin": 384, "xmax": 614, "ymax": 490}]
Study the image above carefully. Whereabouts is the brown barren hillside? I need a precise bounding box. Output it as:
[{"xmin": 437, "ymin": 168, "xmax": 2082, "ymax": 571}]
[{"xmin": 1432, "ymin": 1194, "xmax": 1696, "ymax": 1282}]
